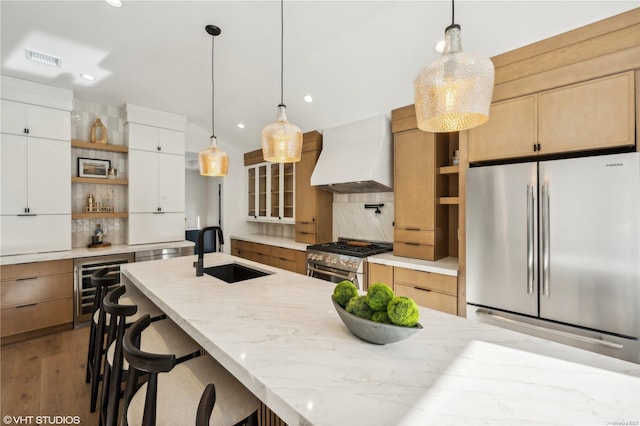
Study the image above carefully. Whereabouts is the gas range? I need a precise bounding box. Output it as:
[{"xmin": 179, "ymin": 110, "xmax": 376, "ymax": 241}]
[{"xmin": 306, "ymin": 238, "xmax": 393, "ymax": 288}]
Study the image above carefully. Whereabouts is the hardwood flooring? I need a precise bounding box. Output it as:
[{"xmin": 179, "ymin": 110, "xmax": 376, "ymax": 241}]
[{"xmin": 1, "ymin": 327, "xmax": 99, "ymax": 425}]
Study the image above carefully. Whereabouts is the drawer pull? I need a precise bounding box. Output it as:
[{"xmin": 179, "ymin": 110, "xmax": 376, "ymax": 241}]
[
  {"xmin": 15, "ymin": 303, "xmax": 38, "ymax": 309},
  {"xmin": 406, "ymin": 228, "xmax": 420, "ymax": 231},
  {"xmin": 404, "ymin": 242, "xmax": 420, "ymax": 246},
  {"xmin": 413, "ymin": 287, "xmax": 432, "ymax": 293},
  {"xmin": 299, "ymin": 232, "xmax": 310, "ymax": 235},
  {"xmin": 279, "ymin": 257, "xmax": 288, "ymax": 261},
  {"xmin": 16, "ymin": 276, "xmax": 38, "ymax": 281}
]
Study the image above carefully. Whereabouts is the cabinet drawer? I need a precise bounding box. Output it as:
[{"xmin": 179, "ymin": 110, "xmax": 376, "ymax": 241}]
[
  {"xmin": 1, "ymin": 259, "xmax": 72, "ymax": 281},
  {"xmin": 1, "ymin": 273, "xmax": 72, "ymax": 308},
  {"xmin": 1, "ymin": 298, "xmax": 73, "ymax": 337},
  {"xmin": 271, "ymin": 246, "xmax": 297, "ymax": 261},
  {"xmin": 393, "ymin": 242, "xmax": 435, "ymax": 261},
  {"xmin": 270, "ymin": 256, "xmax": 296, "ymax": 272},
  {"xmin": 394, "ymin": 268, "xmax": 457, "ymax": 295},
  {"xmin": 231, "ymin": 239, "xmax": 253, "ymax": 252},
  {"xmin": 394, "ymin": 228, "xmax": 434, "ymax": 245},
  {"xmin": 394, "ymin": 283, "xmax": 457, "ymax": 315},
  {"xmin": 295, "ymin": 231, "xmax": 317, "ymax": 244},
  {"xmin": 295, "ymin": 222, "xmax": 317, "ymax": 234}
]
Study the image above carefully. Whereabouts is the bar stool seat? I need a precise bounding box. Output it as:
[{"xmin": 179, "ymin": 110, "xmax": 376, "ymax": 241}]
[
  {"xmin": 123, "ymin": 315, "xmax": 258, "ymax": 426},
  {"xmin": 93, "ymin": 294, "xmax": 164, "ymax": 326},
  {"xmin": 101, "ymin": 287, "xmax": 202, "ymax": 425}
]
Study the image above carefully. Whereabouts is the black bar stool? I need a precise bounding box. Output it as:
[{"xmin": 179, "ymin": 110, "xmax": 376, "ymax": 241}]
[
  {"xmin": 122, "ymin": 315, "xmax": 259, "ymax": 426},
  {"xmin": 100, "ymin": 286, "xmax": 202, "ymax": 426}
]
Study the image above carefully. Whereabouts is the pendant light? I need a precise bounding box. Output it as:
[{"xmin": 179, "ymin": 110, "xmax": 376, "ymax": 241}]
[
  {"xmin": 261, "ymin": 0, "xmax": 303, "ymax": 163},
  {"xmin": 199, "ymin": 25, "xmax": 229, "ymax": 177},
  {"xmin": 413, "ymin": 0, "xmax": 495, "ymax": 133}
]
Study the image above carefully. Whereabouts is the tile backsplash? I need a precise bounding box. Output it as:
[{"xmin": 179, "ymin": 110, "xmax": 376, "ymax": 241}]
[
  {"xmin": 333, "ymin": 192, "xmax": 394, "ymax": 242},
  {"xmin": 71, "ymin": 99, "xmax": 128, "ymax": 247}
]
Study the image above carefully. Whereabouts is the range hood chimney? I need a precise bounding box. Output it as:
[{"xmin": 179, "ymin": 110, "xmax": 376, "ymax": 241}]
[{"xmin": 311, "ymin": 115, "xmax": 392, "ymax": 193}]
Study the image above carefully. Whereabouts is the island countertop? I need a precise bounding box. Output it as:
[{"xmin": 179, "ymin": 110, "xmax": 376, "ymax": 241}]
[{"xmin": 120, "ymin": 253, "xmax": 640, "ymax": 426}]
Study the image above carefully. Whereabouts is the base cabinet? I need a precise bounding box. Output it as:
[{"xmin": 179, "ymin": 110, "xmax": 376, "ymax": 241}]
[
  {"xmin": 394, "ymin": 266, "xmax": 457, "ymax": 315},
  {"xmin": 231, "ymin": 239, "xmax": 306, "ymax": 275},
  {"xmin": 0, "ymin": 259, "xmax": 73, "ymax": 342},
  {"xmin": 367, "ymin": 262, "xmax": 393, "ymax": 291}
]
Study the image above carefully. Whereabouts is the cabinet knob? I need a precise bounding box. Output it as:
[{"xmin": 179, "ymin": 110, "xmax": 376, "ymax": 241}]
[
  {"xmin": 24, "ymin": 128, "xmax": 28, "ymax": 134},
  {"xmin": 157, "ymin": 207, "xmax": 161, "ymax": 212},
  {"xmin": 157, "ymin": 146, "xmax": 161, "ymax": 151},
  {"xmin": 312, "ymin": 217, "xmax": 315, "ymax": 223}
]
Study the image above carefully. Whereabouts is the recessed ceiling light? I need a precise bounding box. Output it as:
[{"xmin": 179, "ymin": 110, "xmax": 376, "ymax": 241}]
[
  {"xmin": 104, "ymin": 0, "xmax": 122, "ymax": 7},
  {"xmin": 434, "ymin": 39, "xmax": 445, "ymax": 53},
  {"xmin": 25, "ymin": 49, "xmax": 62, "ymax": 67},
  {"xmin": 80, "ymin": 73, "xmax": 95, "ymax": 81},
  {"xmin": 303, "ymin": 94, "xmax": 313, "ymax": 103},
  {"xmin": 237, "ymin": 123, "xmax": 245, "ymax": 129}
]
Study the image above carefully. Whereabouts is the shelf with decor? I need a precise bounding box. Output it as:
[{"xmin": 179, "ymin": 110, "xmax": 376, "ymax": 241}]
[
  {"xmin": 72, "ymin": 177, "xmax": 128, "ymax": 185},
  {"xmin": 71, "ymin": 139, "xmax": 128, "ymax": 153},
  {"xmin": 72, "ymin": 212, "xmax": 128, "ymax": 220}
]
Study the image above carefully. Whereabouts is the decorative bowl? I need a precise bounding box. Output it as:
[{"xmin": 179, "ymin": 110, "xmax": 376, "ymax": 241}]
[{"xmin": 331, "ymin": 296, "xmax": 423, "ymax": 345}]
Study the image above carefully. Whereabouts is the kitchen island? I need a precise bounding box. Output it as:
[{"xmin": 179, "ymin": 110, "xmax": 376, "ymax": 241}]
[{"xmin": 121, "ymin": 253, "xmax": 640, "ymax": 426}]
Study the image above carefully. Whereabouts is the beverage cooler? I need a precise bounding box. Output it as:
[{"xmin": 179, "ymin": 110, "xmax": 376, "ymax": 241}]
[{"xmin": 73, "ymin": 253, "xmax": 134, "ymax": 326}]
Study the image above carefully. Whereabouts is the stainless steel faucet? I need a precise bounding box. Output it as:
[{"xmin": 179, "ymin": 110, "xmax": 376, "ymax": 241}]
[{"xmin": 194, "ymin": 226, "xmax": 224, "ymax": 276}]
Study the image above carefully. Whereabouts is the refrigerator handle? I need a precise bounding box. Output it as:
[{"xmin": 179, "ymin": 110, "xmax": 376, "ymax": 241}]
[
  {"xmin": 541, "ymin": 184, "xmax": 550, "ymax": 297},
  {"xmin": 526, "ymin": 185, "xmax": 535, "ymax": 295}
]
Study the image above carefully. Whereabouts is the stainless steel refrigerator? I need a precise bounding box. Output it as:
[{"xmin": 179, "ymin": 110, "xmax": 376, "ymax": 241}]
[{"xmin": 466, "ymin": 152, "xmax": 640, "ymax": 363}]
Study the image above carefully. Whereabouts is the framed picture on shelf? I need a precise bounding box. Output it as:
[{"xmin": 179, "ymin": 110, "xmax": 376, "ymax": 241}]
[{"xmin": 78, "ymin": 157, "xmax": 111, "ymax": 179}]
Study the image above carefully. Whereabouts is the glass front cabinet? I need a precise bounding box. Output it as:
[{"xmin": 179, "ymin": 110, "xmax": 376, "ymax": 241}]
[{"xmin": 247, "ymin": 162, "xmax": 294, "ymax": 223}]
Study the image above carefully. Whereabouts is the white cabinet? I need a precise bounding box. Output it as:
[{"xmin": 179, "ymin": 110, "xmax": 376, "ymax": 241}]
[
  {"xmin": 0, "ymin": 78, "xmax": 72, "ymax": 255},
  {"xmin": 1, "ymin": 99, "xmax": 70, "ymax": 141},
  {"xmin": 1, "ymin": 134, "xmax": 70, "ymax": 215},
  {"xmin": 128, "ymin": 150, "xmax": 184, "ymax": 214},
  {"xmin": 125, "ymin": 105, "xmax": 186, "ymax": 245},
  {"xmin": 246, "ymin": 162, "xmax": 294, "ymax": 223},
  {"xmin": 126, "ymin": 123, "xmax": 184, "ymax": 155}
]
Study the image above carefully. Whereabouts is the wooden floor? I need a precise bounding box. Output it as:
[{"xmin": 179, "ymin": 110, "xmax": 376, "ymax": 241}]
[{"xmin": 1, "ymin": 326, "xmax": 99, "ymax": 424}]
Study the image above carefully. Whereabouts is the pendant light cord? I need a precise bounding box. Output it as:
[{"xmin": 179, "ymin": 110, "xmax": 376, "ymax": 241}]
[
  {"xmin": 211, "ymin": 33, "xmax": 216, "ymax": 138},
  {"xmin": 451, "ymin": 0, "xmax": 455, "ymax": 26},
  {"xmin": 280, "ymin": 0, "xmax": 284, "ymax": 106}
]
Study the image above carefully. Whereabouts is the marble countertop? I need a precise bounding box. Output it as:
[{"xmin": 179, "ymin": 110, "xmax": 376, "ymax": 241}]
[
  {"xmin": 229, "ymin": 234, "xmax": 309, "ymax": 252},
  {"xmin": 368, "ymin": 253, "xmax": 459, "ymax": 276},
  {"xmin": 121, "ymin": 253, "xmax": 639, "ymax": 426},
  {"xmin": 0, "ymin": 240, "xmax": 195, "ymax": 266}
]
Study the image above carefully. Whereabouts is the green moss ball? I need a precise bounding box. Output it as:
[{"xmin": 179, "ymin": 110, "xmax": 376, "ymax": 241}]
[
  {"xmin": 366, "ymin": 283, "xmax": 395, "ymax": 312},
  {"xmin": 333, "ymin": 280, "xmax": 359, "ymax": 308},
  {"xmin": 387, "ymin": 296, "xmax": 420, "ymax": 327},
  {"xmin": 345, "ymin": 295, "xmax": 374, "ymax": 320},
  {"xmin": 370, "ymin": 311, "xmax": 392, "ymax": 324}
]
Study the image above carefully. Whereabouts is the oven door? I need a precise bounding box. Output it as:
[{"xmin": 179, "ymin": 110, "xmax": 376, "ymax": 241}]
[{"xmin": 307, "ymin": 263, "xmax": 363, "ymax": 289}]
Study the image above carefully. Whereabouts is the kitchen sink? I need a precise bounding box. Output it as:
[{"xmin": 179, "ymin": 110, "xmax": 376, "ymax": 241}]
[{"xmin": 203, "ymin": 263, "xmax": 270, "ymax": 283}]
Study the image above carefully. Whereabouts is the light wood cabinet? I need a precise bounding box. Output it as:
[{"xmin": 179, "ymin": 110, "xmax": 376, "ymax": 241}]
[
  {"xmin": 393, "ymin": 266, "xmax": 457, "ymax": 315},
  {"xmin": 468, "ymin": 95, "xmax": 538, "ymax": 162},
  {"xmin": 367, "ymin": 262, "xmax": 393, "ymax": 291},
  {"xmin": 393, "ymin": 129, "xmax": 449, "ymax": 261},
  {"xmin": 469, "ymin": 71, "xmax": 636, "ymax": 163},
  {"xmin": 1, "ymin": 259, "xmax": 73, "ymax": 342},
  {"xmin": 294, "ymin": 131, "xmax": 333, "ymax": 244},
  {"xmin": 230, "ymin": 239, "xmax": 306, "ymax": 275}
]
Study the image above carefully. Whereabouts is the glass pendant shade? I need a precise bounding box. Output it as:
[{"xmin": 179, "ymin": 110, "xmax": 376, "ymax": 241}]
[
  {"xmin": 261, "ymin": 105, "xmax": 303, "ymax": 163},
  {"xmin": 199, "ymin": 136, "xmax": 228, "ymax": 176},
  {"xmin": 414, "ymin": 25, "xmax": 495, "ymax": 133}
]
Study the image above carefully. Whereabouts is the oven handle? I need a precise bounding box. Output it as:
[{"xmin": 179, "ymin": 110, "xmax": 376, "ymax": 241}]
[{"xmin": 306, "ymin": 266, "xmax": 354, "ymax": 281}]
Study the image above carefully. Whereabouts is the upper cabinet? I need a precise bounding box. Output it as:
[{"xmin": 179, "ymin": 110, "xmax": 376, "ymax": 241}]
[
  {"xmin": 0, "ymin": 76, "xmax": 72, "ymax": 255},
  {"xmin": 125, "ymin": 104, "xmax": 186, "ymax": 245},
  {"xmin": 126, "ymin": 122, "xmax": 185, "ymax": 155},
  {"xmin": 294, "ymin": 131, "xmax": 333, "ymax": 244},
  {"xmin": 469, "ymin": 71, "xmax": 636, "ymax": 163},
  {"xmin": 245, "ymin": 161, "xmax": 294, "ymax": 223}
]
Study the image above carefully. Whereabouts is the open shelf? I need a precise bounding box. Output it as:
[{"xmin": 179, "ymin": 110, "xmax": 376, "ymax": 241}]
[
  {"xmin": 72, "ymin": 177, "xmax": 128, "ymax": 185},
  {"xmin": 439, "ymin": 197, "xmax": 460, "ymax": 205},
  {"xmin": 72, "ymin": 139, "xmax": 128, "ymax": 153},
  {"xmin": 72, "ymin": 212, "xmax": 128, "ymax": 219},
  {"xmin": 439, "ymin": 165, "xmax": 459, "ymax": 175}
]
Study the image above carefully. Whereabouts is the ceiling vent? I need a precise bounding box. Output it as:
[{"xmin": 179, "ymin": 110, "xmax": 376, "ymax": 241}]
[{"xmin": 25, "ymin": 49, "xmax": 62, "ymax": 67}]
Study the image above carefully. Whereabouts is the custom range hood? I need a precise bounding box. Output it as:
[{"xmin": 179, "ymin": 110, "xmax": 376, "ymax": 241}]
[{"xmin": 311, "ymin": 114, "xmax": 392, "ymax": 193}]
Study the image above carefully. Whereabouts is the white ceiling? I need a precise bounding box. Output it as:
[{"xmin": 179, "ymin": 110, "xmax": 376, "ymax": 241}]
[{"xmin": 1, "ymin": 1, "xmax": 637, "ymax": 154}]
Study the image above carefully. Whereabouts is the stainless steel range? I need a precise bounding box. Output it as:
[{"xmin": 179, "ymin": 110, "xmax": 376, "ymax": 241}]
[{"xmin": 306, "ymin": 237, "xmax": 392, "ymax": 289}]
